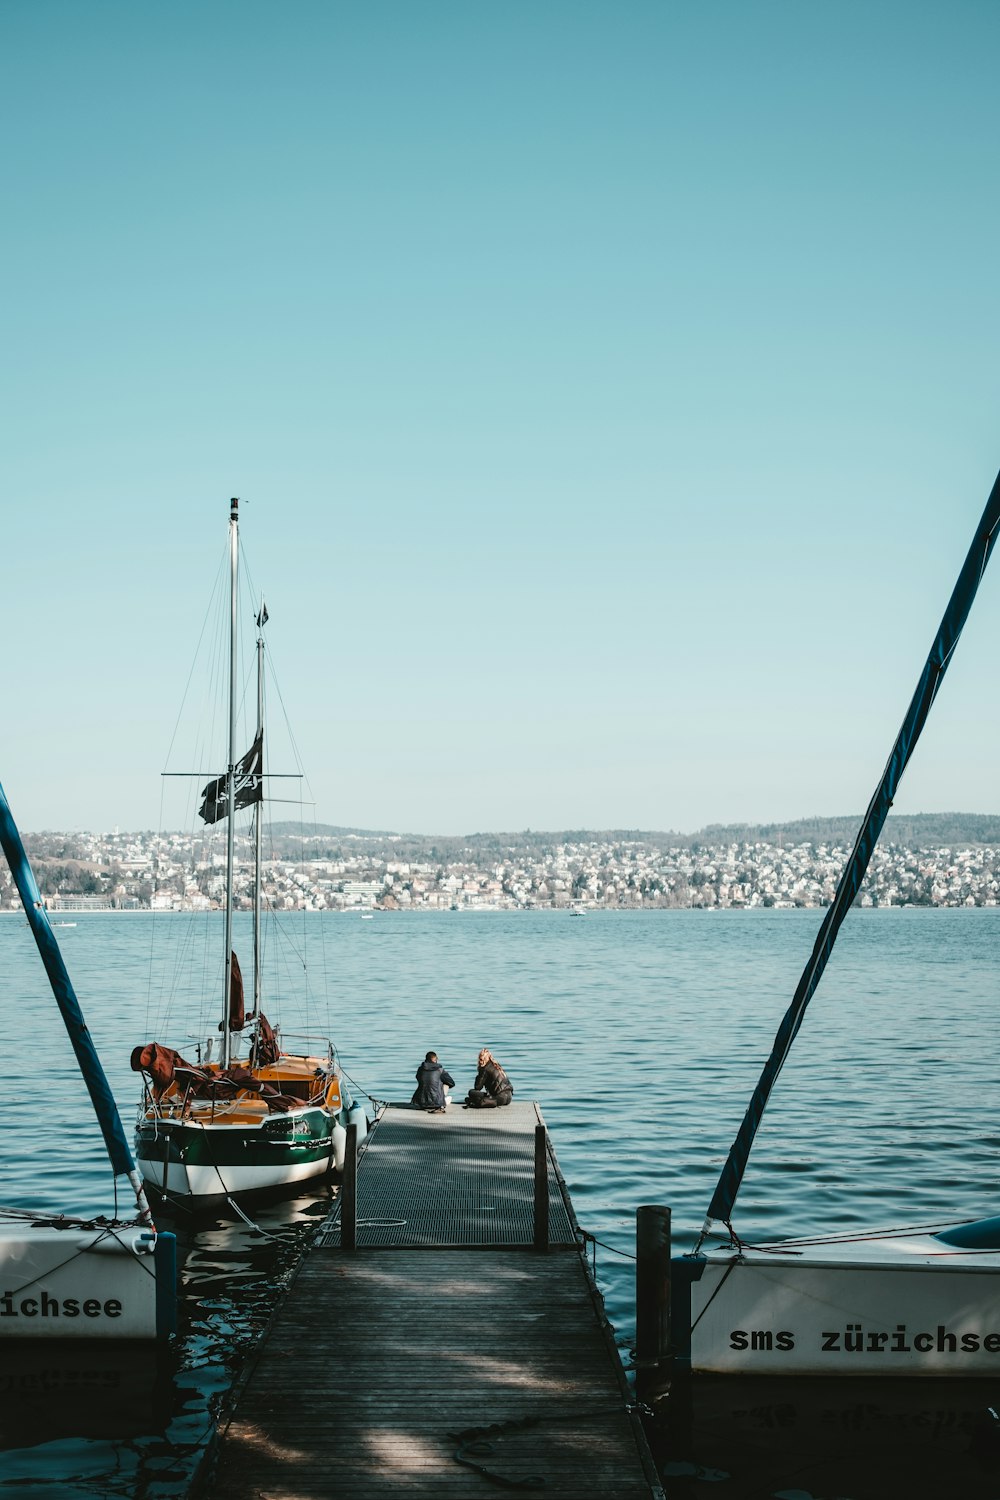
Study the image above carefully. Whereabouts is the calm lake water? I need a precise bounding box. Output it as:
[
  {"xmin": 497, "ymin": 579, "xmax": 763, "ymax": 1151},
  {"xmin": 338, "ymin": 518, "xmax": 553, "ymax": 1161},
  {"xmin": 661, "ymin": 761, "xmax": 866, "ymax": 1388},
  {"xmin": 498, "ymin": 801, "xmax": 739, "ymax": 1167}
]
[{"xmin": 2, "ymin": 906, "xmax": 1000, "ymax": 1498}]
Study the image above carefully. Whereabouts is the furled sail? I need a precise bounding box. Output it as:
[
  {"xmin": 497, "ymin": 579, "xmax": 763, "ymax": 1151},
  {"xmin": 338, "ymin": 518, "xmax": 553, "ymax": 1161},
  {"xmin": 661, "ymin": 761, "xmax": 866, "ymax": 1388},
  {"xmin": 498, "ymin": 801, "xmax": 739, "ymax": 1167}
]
[
  {"xmin": 229, "ymin": 949, "xmax": 246, "ymax": 1032},
  {"xmin": 199, "ymin": 731, "xmax": 263, "ymax": 824},
  {"xmin": 703, "ymin": 468, "xmax": 1000, "ymax": 1236}
]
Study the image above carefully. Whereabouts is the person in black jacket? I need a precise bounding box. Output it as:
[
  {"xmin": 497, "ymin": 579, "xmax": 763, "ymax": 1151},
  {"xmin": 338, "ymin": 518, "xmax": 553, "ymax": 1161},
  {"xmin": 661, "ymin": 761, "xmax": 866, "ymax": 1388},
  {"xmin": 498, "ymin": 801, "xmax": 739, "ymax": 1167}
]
[
  {"xmin": 465, "ymin": 1047, "xmax": 514, "ymax": 1108},
  {"xmin": 411, "ymin": 1051, "xmax": 455, "ymax": 1112}
]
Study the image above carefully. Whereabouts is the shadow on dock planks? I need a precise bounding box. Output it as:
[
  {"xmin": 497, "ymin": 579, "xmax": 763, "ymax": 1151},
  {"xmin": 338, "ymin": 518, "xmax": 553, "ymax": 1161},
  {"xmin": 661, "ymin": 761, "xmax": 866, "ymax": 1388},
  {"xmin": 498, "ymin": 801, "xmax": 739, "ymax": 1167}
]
[{"xmin": 203, "ymin": 1101, "xmax": 664, "ymax": 1498}]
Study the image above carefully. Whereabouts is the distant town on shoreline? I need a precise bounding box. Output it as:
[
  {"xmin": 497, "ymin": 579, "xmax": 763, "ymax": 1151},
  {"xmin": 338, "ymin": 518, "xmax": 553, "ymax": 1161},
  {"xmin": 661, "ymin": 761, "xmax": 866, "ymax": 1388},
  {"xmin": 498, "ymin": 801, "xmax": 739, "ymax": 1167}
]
[{"xmin": 4, "ymin": 812, "xmax": 1000, "ymax": 914}]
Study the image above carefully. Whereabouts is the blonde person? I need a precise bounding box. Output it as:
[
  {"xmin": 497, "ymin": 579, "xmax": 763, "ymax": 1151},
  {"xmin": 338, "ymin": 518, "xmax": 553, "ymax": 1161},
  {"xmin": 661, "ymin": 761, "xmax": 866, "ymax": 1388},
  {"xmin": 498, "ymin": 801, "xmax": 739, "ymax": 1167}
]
[{"xmin": 465, "ymin": 1047, "xmax": 514, "ymax": 1108}]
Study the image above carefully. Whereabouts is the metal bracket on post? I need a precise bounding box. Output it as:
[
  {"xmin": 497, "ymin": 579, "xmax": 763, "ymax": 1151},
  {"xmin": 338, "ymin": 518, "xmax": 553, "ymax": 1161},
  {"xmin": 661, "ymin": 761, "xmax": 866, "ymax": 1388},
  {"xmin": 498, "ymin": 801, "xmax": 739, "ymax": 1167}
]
[
  {"xmin": 635, "ymin": 1204, "xmax": 671, "ymax": 1380},
  {"xmin": 341, "ymin": 1121, "xmax": 358, "ymax": 1251},
  {"xmin": 533, "ymin": 1123, "xmax": 549, "ymax": 1252}
]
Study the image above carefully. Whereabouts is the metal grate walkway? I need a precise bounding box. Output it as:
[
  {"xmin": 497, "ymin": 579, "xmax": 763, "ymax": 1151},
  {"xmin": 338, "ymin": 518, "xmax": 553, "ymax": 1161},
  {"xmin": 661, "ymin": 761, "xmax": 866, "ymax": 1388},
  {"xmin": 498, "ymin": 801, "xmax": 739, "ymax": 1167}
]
[{"xmin": 316, "ymin": 1100, "xmax": 576, "ymax": 1247}]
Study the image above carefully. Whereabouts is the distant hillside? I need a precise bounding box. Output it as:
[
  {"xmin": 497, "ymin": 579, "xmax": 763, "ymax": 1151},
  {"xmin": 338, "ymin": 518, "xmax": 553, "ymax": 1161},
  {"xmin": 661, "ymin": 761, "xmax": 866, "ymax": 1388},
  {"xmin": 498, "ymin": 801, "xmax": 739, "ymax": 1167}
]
[
  {"xmin": 266, "ymin": 813, "xmax": 1000, "ymax": 858},
  {"xmin": 692, "ymin": 813, "xmax": 1000, "ymax": 847}
]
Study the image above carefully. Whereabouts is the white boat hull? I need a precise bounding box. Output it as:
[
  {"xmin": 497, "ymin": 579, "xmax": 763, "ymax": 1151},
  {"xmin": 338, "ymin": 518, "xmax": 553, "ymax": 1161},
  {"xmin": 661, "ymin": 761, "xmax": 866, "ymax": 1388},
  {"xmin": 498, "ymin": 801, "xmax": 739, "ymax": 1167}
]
[
  {"xmin": 0, "ymin": 1224, "xmax": 172, "ymax": 1341},
  {"xmin": 140, "ymin": 1104, "xmax": 368, "ymax": 1198},
  {"xmin": 138, "ymin": 1152, "xmax": 335, "ymax": 1200},
  {"xmin": 677, "ymin": 1229, "xmax": 1000, "ymax": 1376}
]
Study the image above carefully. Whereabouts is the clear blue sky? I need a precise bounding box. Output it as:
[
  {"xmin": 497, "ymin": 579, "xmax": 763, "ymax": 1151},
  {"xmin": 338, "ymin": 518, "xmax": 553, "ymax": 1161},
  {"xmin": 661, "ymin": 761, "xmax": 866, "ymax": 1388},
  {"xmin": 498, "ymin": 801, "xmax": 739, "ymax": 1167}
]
[{"xmin": 3, "ymin": 0, "xmax": 1000, "ymax": 835}]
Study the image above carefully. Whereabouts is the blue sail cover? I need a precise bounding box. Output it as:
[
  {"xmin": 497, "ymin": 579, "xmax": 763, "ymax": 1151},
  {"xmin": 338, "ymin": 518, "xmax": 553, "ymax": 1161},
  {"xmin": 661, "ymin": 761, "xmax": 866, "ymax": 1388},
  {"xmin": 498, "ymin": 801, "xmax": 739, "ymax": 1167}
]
[
  {"xmin": 0, "ymin": 781, "xmax": 136, "ymax": 1179},
  {"xmin": 705, "ymin": 469, "xmax": 1000, "ymax": 1230}
]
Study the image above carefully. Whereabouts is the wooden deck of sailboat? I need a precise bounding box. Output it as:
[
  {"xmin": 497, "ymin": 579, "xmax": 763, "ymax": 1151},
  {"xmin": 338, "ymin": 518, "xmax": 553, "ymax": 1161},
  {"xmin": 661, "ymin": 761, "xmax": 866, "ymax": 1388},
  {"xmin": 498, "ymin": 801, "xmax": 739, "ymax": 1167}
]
[{"xmin": 208, "ymin": 1102, "xmax": 664, "ymax": 1498}]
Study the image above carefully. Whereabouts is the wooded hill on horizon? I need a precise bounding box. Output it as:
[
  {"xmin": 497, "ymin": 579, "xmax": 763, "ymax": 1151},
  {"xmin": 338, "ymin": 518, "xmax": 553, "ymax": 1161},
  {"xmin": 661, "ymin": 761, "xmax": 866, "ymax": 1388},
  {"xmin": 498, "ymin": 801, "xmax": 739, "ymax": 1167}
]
[{"xmin": 265, "ymin": 812, "xmax": 1000, "ymax": 861}]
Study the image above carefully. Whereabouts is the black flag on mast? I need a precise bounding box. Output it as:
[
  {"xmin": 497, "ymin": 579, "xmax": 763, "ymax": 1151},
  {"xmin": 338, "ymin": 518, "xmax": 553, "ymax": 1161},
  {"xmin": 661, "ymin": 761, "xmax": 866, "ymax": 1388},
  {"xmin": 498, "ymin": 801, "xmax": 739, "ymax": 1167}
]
[{"xmin": 198, "ymin": 732, "xmax": 263, "ymax": 825}]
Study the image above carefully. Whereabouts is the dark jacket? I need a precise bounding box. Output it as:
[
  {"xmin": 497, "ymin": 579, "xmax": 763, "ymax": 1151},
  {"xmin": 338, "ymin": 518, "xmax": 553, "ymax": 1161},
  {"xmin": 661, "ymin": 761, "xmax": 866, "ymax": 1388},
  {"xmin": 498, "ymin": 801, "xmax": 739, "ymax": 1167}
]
[
  {"xmin": 411, "ymin": 1059, "xmax": 455, "ymax": 1109},
  {"xmin": 474, "ymin": 1058, "xmax": 513, "ymax": 1102}
]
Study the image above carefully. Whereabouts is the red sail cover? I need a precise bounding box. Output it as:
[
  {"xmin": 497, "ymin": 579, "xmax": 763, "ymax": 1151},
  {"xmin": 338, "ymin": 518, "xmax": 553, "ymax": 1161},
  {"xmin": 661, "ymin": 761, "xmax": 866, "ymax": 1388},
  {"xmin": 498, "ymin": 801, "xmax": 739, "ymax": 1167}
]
[
  {"xmin": 229, "ymin": 950, "xmax": 245, "ymax": 1032},
  {"xmin": 253, "ymin": 1012, "xmax": 281, "ymax": 1067}
]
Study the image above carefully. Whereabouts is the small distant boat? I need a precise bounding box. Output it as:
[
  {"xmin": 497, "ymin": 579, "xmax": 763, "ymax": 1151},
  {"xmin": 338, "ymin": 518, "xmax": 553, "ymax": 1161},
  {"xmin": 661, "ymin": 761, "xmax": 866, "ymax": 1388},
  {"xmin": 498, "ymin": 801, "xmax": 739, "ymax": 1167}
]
[
  {"xmin": 0, "ymin": 784, "xmax": 175, "ymax": 1341},
  {"xmin": 360, "ymin": 912, "xmax": 374, "ymax": 920},
  {"xmin": 673, "ymin": 464, "xmax": 1000, "ymax": 1377},
  {"xmin": 131, "ymin": 499, "xmax": 367, "ymax": 1208},
  {"xmin": 53, "ymin": 921, "xmax": 77, "ymax": 928}
]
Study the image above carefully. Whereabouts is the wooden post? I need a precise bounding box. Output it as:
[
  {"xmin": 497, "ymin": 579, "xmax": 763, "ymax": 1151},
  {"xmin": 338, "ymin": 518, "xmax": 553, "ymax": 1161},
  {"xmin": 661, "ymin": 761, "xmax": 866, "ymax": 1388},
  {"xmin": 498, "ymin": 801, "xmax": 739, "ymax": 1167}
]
[
  {"xmin": 635, "ymin": 1204, "xmax": 671, "ymax": 1372},
  {"xmin": 533, "ymin": 1123, "xmax": 549, "ymax": 1252},
  {"xmin": 341, "ymin": 1122, "xmax": 358, "ymax": 1251}
]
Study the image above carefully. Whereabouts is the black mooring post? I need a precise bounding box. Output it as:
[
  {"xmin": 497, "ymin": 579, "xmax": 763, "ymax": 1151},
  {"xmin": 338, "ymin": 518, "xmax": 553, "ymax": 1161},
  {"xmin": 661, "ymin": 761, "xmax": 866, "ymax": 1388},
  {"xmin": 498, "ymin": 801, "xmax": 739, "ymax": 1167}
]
[
  {"xmin": 533, "ymin": 1123, "xmax": 549, "ymax": 1252},
  {"xmin": 341, "ymin": 1122, "xmax": 359, "ymax": 1251},
  {"xmin": 635, "ymin": 1204, "xmax": 671, "ymax": 1374}
]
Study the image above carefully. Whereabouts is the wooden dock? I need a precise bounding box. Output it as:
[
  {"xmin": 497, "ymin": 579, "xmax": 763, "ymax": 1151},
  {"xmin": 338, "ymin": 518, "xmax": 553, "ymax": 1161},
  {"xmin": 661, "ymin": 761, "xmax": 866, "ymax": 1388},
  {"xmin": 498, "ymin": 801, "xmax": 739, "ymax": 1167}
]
[{"xmin": 206, "ymin": 1101, "xmax": 664, "ymax": 1499}]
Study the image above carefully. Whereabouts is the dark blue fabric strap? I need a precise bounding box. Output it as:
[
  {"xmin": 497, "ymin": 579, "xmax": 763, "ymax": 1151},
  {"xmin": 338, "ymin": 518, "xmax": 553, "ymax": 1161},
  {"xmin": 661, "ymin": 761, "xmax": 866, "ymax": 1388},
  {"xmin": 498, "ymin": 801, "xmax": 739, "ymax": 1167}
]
[
  {"xmin": 0, "ymin": 780, "xmax": 136, "ymax": 1179},
  {"xmin": 707, "ymin": 468, "xmax": 1000, "ymax": 1228}
]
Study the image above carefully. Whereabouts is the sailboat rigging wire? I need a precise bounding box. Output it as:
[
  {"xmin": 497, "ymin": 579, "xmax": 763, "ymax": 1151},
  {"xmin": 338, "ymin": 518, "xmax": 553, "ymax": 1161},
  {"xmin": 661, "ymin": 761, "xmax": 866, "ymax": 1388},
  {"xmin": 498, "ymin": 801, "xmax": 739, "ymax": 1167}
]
[
  {"xmin": 739, "ymin": 1217, "xmax": 1000, "ymax": 1249},
  {"xmin": 700, "ymin": 470, "xmax": 1000, "ymax": 1244},
  {"xmin": 336, "ymin": 1067, "xmax": 375, "ymax": 1104},
  {"xmin": 0, "ymin": 1206, "xmax": 137, "ymax": 1229},
  {"xmin": 159, "ymin": 544, "xmax": 230, "ymax": 776},
  {"xmin": 0, "ymin": 1227, "xmax": 157, "ymax": 1302},
  {"xmin": 689, "ymin": 1256, "xmax": 741, "ymax": 1333}
]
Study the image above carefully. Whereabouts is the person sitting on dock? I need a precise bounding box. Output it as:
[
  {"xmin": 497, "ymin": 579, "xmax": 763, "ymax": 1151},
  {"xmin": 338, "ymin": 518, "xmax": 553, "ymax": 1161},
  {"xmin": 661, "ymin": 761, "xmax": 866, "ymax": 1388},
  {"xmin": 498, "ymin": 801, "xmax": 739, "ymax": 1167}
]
[
  {"xmin": 411, "ymin": 1051, "xmax": 455, "ymax": 1113},
  {"xmin": 465, "ymin": 1047, "xmax": 514, "ymax": 1108}
]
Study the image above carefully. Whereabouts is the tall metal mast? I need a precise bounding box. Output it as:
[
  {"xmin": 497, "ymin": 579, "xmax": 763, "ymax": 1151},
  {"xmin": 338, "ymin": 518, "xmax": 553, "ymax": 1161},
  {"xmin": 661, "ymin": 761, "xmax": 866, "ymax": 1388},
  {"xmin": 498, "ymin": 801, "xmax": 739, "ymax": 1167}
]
[
  {"xmin": 222, "ymin": 496, "xmax": 239, "ymax": 1069},
  {"xmin": 253, "ymin": 609, "xmax": 264, "ymax": 1021}
]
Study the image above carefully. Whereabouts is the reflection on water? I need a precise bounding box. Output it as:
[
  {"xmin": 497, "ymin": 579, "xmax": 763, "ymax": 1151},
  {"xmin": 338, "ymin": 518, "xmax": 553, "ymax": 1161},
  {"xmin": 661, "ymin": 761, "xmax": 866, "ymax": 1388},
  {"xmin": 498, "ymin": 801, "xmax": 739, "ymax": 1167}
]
[
  {"xmin": 2, "ymin": 908, "xmax": 1000, "ymax": 1495},
  {"xmin": 0, "ymin": 1190, "xmax": 333, "ymax": 1496},
  {"xmin": 0, "ymin": 1348, "xmax": 172, "ymax": 1446},
  {"xmin": 650, "ymin": 1376, "xmax": 1000, "ymax": 1499}
]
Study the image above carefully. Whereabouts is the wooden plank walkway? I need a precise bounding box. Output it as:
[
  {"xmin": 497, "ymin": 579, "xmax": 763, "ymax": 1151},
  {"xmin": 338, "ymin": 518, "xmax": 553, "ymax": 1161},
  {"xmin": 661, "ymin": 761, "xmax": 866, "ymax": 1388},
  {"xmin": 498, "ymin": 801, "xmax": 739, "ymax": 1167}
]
[{"xmin": 206, "ymin": 1102, "xmax": 664, "ymax": 1499}]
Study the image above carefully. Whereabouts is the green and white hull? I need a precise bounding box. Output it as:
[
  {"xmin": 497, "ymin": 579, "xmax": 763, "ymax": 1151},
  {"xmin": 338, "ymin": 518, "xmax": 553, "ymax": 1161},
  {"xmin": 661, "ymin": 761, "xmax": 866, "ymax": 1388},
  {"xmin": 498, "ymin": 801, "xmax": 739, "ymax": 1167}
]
[
  {"xmin": 137, "ymin": 1104, "xmax": 340, "ymax": 1204},
  {"xmin": 136, "ymin": 1099, "xmax": 369, "ymax": 1204}
]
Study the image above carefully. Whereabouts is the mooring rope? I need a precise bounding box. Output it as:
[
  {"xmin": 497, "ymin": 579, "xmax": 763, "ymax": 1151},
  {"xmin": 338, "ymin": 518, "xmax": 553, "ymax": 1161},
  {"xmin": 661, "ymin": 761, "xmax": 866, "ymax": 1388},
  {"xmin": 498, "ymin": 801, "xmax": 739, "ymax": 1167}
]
[
  {"xmin": 448, "ymin": 1416, "xmax": 545, "ymax": 1491},
  {"xmin": 449, "ymin": 1400, "xmax": 645, "ymax": 1491},
  {"xmin": 575, "ymin": 1226, "xmax": 637, "ymax": 1277}
]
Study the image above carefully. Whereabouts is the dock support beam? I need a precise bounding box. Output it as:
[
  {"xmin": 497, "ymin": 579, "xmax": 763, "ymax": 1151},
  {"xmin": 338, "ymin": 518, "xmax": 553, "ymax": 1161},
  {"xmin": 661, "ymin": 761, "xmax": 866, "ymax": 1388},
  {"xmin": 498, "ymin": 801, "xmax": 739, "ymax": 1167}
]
[
  {"xmin": 533, "ymin": 1123, "xmax": 549, "ymax": 1252},
  {"xmin": 635, "ymin": 1204, "xmax": 671, "ymax": 1376},
  {"xmin": 342, "ymin": 1122, "xmax": 358, "ymax": 1251}
]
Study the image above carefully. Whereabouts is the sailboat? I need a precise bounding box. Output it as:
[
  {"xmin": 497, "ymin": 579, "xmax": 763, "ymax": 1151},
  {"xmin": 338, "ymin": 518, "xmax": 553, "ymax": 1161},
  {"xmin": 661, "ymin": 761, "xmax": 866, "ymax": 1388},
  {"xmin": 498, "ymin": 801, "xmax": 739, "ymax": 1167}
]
[
  {"xmin": 0, "ymin": 782, "xmax": 175, "ymax": 1341},
  {"xmin": 131, "ymin": 498, "xmax": 366, "ymax": 1207},
  {"xmin": 673, "ymin": 466, "xmax": 1000, "ymax": 1376}
]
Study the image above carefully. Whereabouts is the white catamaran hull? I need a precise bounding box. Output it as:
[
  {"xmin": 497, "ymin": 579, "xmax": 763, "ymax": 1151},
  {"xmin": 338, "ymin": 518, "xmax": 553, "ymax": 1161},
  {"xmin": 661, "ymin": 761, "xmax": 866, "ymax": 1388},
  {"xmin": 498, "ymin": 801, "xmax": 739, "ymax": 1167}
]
[
  {"xmin": 0, "ymin": 1225, "xmax": 169, "ymax": 1341},
  {"xmin": 679, "ymin": 1231, "xmax": 1000, "ymax": 1376}
]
